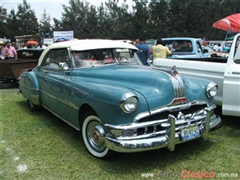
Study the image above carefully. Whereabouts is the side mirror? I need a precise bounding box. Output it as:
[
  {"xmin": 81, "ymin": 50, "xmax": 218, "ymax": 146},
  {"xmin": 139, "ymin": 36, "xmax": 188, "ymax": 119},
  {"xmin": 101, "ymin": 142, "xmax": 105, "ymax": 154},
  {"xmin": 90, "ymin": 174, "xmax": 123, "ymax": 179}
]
[
  {"xmin": 59, "ymin": 62, "xmax": 69, "ymax": 70},
  {"xmin": 203, "ymin": 49, "xmax": 208, "ymax": 54},
  {"xmin": 147, "ymin": 59, "xmax": 153, "ymax": 66}
]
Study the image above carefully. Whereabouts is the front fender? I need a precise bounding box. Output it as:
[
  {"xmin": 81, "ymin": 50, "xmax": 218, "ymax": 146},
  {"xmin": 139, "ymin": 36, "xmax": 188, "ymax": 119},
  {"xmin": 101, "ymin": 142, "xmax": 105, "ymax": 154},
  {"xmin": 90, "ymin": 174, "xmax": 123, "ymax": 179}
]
[
  {"xmin": 183, "ymin": 75, "xmax": 214, "ymax": 106},
  {"xmin": 70, "ymin": 80, "xmax": 149, "ymax": 125}
]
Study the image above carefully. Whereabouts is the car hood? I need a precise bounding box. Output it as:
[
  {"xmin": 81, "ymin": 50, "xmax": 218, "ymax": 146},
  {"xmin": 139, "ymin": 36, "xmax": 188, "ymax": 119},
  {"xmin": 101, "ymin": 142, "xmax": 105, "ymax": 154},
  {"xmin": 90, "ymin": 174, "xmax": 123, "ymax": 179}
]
[{"xmin": 70, "ymin": 65, "xmax": 177, "ymax": 108}]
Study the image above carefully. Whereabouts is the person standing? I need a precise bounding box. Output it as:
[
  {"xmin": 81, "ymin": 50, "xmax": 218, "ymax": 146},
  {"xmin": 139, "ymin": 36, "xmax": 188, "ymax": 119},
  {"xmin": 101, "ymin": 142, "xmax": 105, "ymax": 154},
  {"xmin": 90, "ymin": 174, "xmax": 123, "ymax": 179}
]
[
  {"xmin": 135, "ymin": 38, "xmax": 140, "ymax": 45},
  {"xmin": 11, "ymin": 42, "xmax": 18, "ymax": 51},
  {"xmin": 6, "ymin": 41, "xmax": 17, "ymax": 59},
  {"xmin": 216, "ymin": 43, "xmax": 222, "ymax": 52},
  {"xmin": 135, "ymin": 38, "xmax": 150, "ymax": 65},
  {"xmin": 0, "ymin": 41, "xmax": 9, "ymax": 59},
  {"xmin": 213, "ymin": 43, "xmax": 219, "ymax": 51},
  {"xmin": 20, "ymin": 43, "xmax": 27, "ymax": 49},
  {"xmin": 152, "ymin": 38, "xmax": 172, "ymax": 59},
  {"xmin": 37, "ymin": 42, "xmax": 46, "ymax": 49}
]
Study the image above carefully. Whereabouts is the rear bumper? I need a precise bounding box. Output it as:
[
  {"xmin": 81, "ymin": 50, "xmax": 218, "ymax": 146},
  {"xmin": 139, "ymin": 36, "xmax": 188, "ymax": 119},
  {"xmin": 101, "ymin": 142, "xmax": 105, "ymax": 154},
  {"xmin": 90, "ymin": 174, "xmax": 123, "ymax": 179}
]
[{"xmin": 105, "ymin": 107, "xmax": 221, "ymax": 153}]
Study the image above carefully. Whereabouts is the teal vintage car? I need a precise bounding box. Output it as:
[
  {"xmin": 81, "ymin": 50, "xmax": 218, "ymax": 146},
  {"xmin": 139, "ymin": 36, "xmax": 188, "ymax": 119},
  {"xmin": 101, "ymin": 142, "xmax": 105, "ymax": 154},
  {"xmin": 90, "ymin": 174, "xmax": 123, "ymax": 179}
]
[{"xmin": 18, "ymin": 39, "xmax": 222, "ymax": 159}]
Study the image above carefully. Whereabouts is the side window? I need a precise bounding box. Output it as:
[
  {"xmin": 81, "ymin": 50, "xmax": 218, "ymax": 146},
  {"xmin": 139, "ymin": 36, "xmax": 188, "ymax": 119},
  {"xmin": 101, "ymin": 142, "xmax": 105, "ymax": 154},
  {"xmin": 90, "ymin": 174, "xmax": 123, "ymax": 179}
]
[
  {"xmin": 234, "ymin": 37, "xmax": 240, "ymax": 64},
  {"xmin": 181, "ymin": 41, "xmax": 193, "ymax": 52},
  {"xmin": 41, "ymin": 49, "xmax": 70, "ymax": 69}
]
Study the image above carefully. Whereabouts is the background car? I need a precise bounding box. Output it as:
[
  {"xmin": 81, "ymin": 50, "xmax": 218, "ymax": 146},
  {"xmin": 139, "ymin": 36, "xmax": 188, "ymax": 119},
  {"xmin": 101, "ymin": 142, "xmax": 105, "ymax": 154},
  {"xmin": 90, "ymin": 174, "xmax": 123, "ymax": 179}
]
[
  {"xmin": 208, "ymin": 40, "xmax": 231, "ymax": 52},
  {"xmin": 202, "ymin": 45, "xmax": 229, "ymax": 58}
]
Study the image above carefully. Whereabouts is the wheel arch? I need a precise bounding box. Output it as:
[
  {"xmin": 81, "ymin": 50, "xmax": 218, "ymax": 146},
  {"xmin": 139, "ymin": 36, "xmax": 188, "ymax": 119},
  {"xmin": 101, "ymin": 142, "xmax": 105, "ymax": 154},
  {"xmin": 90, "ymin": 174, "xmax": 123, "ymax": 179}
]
[{"xmin": 78, "ymin": 104, "xmax": 96, "ymax": 129}]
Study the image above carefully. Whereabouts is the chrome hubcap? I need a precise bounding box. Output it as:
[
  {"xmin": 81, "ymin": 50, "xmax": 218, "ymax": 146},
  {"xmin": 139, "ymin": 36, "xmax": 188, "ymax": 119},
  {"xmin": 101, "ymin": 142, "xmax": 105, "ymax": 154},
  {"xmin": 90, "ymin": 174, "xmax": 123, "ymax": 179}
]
[{"xmin": 87, "ymin": 121, "xmax": 106, "ymax": 152}]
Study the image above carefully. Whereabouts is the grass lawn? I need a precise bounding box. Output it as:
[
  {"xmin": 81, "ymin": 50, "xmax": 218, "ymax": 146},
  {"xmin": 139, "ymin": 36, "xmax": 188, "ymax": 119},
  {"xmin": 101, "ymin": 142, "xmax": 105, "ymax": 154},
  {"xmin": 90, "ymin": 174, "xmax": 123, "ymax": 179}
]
[{"xmin": 1, "ymin": 89, "xmax": 240, "ymax": 180}]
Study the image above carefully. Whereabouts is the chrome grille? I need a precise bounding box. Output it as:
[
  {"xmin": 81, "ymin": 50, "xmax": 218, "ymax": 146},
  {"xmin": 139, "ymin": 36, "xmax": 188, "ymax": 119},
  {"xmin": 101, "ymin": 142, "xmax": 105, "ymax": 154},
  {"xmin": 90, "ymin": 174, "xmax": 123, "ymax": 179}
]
[
  {"xmin": 116, "ymin": 106, "xmax": 208, "ymax": 140},
  {"xmin": 135, "ymin": 115, "xmax": 206, "ymax": 136}
]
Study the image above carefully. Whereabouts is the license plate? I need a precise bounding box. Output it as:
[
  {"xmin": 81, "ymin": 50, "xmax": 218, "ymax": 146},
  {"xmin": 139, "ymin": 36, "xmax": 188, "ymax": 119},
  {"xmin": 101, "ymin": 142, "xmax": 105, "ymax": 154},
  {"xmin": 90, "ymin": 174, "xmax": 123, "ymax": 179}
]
[{"xmin": 181, "ymin": 125, "xmax": 200, "ymax": 141}]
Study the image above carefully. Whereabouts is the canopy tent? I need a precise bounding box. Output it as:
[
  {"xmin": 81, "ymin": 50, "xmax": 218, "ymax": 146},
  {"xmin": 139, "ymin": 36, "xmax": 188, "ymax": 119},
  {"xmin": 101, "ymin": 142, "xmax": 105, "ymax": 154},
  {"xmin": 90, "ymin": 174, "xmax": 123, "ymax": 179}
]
[
  {"xmin": 26, "ymin": 40, "xmax": 38, "ymax": 45},
  {"xmin": 212, "ymin": 13, "xmax": 240, "ymax": 33}
]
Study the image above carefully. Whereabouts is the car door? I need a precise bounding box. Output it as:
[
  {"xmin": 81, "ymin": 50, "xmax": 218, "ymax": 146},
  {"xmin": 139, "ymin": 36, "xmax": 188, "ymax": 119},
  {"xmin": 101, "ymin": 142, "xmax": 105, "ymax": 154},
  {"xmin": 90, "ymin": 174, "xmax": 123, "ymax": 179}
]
[
  {"xmin": 222, "ymin": 34, "xmax": 240, "ymax": 116},
  {"xmin": 38, "ymin": 48, "xmax": 71, "ymax": 120}
]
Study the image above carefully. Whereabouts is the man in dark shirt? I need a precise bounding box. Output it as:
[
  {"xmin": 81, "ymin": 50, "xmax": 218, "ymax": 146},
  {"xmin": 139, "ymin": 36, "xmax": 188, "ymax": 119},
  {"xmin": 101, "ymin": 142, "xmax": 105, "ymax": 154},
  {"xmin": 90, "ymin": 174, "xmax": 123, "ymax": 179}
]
[{"xmin": 135, "ymin": 38, "xmax": 150, "ymax": 65}]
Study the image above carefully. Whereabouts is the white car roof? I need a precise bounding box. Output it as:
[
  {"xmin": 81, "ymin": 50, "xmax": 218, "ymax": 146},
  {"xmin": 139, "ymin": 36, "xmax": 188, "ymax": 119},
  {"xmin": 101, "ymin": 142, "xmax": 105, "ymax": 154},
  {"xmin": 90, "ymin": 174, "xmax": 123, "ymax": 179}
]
[
  {"xmin": 38, "ymin": 39, "xmax": 138, "ymax": 65},
  {"xmin": 47, "ymin": 39, "xmax": 138, "ymax": 51}
]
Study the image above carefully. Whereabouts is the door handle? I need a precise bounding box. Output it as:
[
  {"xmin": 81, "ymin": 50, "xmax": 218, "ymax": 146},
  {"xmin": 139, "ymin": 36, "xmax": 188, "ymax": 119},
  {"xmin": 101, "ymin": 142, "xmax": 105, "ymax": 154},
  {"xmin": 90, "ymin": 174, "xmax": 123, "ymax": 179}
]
[
  {"xmin": 232, "ymin": 72, "xmax": 240, "ymax": 75},
  {"xmin": 42, "ymin": 70, "xmax": 49, "ymax": 74}
]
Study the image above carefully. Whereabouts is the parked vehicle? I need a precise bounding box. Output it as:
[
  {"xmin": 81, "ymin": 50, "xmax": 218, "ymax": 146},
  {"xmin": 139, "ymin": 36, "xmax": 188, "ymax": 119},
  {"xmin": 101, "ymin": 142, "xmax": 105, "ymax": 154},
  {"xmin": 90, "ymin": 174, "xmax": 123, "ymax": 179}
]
[
  {"xmin": 208, "ymin": 40, "xmax": 231, "ymax": 52},
  {"xmin": 161, "ymin": 37, "xmax": 211, "ymax": 59},
  {"xmin": 202, "ymin": 46, "xmax": 229, "ymax": 58},
  {"xmin": 18, "ymin": 39, "xmax": 221, "ymax": 159},
  {"xmin": 0, "ymin": 48, "xmax": 44, "ymax": 88},
  {"xmin": 153, "ymin": 33, "xmax": 240, "ymax": 117}
]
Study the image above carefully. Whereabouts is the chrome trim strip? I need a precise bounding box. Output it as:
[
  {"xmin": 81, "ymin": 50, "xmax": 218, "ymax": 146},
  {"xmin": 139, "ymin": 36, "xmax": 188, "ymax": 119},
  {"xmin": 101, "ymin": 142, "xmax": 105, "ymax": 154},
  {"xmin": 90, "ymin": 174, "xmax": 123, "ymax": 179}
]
[
  {"xmin": 151, "ymin": 100, "xmax": 207, "ymax": 115},
  {"xmin": 209, "ymin": 115, "xmax": 222, "ymax": 130},
  {"xmin": 20, "ymin": 84, "xmax": 78, "ymax": 110},
  {"xmin": 64, "ymin": 99, "xmax": 79, "ymax": 111},
  {"xmin": 40, "ymin": 90, "xmax": 79, "ymax": 111},
  {"xmin": 202, "ymin": 108, "xmax": 210, "ymax": 140},
  {"xmin": 105, "ymin": 119, "xmax": 168, "ymax": 130},
  {"xmin": 175, "ymin": 75, "xmax": 185, "ymax": 97},
  {"xmin": 165, "ymin": 73, "xmax": 184, "ymax": 98},
  {"xmin": 152, "ymin": 67, "xmax": 185, "ymax": 98},
  {"xmin": 134, "ymin": 100, "xmax": 208, "ymax": 123},
  {"xmin": 167, "ymin": 114, "xmax": 176, "ymax": 151},
  {"xmin": 19, "ymin": 83, "xmax": 38, "ymax": 91},
  {"xmin": 105, "ymin": 113, "xmax": 207, "ymax": 131},
  {"xmin": 133, "ymin": 111, "xmax": 151, "ymax": 122}
]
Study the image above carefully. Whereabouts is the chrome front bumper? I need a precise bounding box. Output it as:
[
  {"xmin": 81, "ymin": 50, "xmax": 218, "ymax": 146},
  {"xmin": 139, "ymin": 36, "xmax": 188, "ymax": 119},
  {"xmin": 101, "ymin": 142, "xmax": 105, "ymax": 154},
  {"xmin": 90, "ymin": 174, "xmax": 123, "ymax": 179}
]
[{"xmin": 104, "ymin": 106, "xmax": 222, "ymax": 153}]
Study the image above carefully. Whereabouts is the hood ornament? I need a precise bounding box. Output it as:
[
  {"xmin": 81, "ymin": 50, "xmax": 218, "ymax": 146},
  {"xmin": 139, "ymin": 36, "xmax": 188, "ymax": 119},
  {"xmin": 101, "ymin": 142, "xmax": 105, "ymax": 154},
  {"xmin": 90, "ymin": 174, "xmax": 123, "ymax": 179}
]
[{"xmin": 171, "ymin": 65, "xmax": 178, "ymax": 76}]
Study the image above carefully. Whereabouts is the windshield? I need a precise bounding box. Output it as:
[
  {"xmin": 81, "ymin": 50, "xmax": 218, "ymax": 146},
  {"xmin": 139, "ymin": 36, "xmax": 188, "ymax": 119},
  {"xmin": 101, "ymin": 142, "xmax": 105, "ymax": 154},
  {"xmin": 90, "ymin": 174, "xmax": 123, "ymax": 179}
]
[
  {"xmin": 71, "ymin": 48, "xmax": 142, "ymax": 68},
  {"xmin": 163, "ymin": 40, "xmax": 193, "ymax": 52}
]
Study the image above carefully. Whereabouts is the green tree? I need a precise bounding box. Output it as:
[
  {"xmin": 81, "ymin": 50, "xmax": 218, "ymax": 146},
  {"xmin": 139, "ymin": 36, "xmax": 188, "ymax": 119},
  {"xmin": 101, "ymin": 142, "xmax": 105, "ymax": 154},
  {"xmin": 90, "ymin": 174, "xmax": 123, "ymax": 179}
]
[
  {"xmin": 85, "ymin": 4, "xmax": 99, "ymax": 38},
  {"xmin": 168, "ymin": 0, "xmax": 189, "ymax": 36},
  {"xmin": 15, "ymin": 0, "xmax": 39, "ymax": 35},
  {"xmin": 60, "ymin": 0, "xmax": 92, "ymax": 38},
  {"xmin": 39, "ymin": 8, "xmax": 52, "ymax": 32},
  {"xmin": 5, "ymin": 9, "xmax": 18, "ymax": 41},
  {"xmin": 148, "ymin": 0, "xmax": 170, "ymax": 38},
  {"xmin": 0, "ymin": 6, "xmax": 8, "ymax": 38},
  {"xmin": 95, "ymin": 3, "xmax": 109, "ymax": 38},
  {"xmin": 104, "ymin": 0, "xmax": 132, "ymax": 39},
  {"xmin": 2, "ymin": 0, "xmax": 240, "ymax": 41},
  {"xmin": 131, "ymin": 0, "xmax": 150, "ymax": 38},
  {"xmin": 52, "ymin": 18, "xmax": 62, "ymax": 31}
]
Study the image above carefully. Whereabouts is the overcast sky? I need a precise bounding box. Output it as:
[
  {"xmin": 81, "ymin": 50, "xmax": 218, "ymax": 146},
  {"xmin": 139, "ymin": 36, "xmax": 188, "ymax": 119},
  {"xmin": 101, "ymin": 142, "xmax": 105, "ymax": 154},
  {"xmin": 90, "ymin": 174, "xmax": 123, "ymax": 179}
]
[{"xmin": 2, "ymin": 0, "xmax": 133, "ymax": 24}]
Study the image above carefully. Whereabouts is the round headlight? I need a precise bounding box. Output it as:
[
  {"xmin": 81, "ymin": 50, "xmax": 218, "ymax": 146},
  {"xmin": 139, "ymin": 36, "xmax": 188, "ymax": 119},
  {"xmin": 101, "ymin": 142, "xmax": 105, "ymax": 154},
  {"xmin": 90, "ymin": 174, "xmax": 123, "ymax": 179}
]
[
  {"xmin": 206, "ymin": 82, "xmax": 218, "ymax": 98},
  {"xmin": 120, "ymin": 92, "xmax": 138, "ymax": 114}
]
